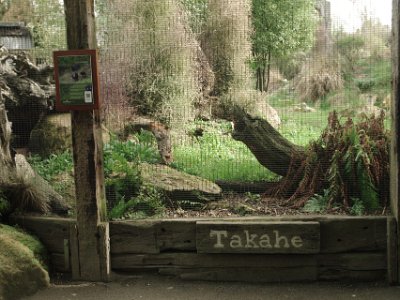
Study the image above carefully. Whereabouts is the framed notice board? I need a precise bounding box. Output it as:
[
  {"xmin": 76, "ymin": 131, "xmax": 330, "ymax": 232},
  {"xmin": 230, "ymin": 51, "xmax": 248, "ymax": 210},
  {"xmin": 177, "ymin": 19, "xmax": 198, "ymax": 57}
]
[{"xmin": 53, "ymin": 49, "xmax": 100, "ymax": 111}]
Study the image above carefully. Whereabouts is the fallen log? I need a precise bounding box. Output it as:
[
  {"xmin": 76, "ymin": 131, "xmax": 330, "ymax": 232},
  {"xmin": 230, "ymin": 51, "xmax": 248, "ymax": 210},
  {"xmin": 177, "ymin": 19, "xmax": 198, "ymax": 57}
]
[{"xmin": 214, "ymin": 103, "xmax": 306, "ymax": 177}]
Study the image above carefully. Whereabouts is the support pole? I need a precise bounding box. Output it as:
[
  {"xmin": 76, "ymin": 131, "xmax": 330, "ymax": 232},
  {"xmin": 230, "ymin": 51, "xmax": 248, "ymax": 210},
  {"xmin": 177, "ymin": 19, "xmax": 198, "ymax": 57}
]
[
  {"xmin": 390, "ymin": 0, "xmax": 400, "ymax": 285},
  {"xmin": 63, "ymin": 0, "xmax": 109, "ymax": 281}
]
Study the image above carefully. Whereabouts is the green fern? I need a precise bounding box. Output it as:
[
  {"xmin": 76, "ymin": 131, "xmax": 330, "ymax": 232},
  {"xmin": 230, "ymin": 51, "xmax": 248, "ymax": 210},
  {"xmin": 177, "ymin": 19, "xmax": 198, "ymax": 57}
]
[{"xmin": 303, "ymin": 190, "xmax": 330, "ymax": 213}]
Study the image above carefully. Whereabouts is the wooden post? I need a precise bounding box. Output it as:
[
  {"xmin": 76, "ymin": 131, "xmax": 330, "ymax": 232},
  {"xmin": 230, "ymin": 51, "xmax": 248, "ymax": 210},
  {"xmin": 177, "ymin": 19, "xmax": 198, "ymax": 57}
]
[
  {"xmin": 391, "ymin": 0, "xmax": 400, "ymax": 284},
  {"xmin": 63, "ymin": 0, "xmax": 110, "ymax": 281}
]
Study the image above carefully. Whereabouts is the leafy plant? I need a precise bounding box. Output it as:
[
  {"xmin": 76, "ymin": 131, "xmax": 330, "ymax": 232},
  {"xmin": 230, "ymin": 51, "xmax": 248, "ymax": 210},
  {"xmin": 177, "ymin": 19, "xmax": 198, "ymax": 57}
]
[
  {"xmin": 108, "ymin": 185, "xmax": 165, "ymax": 220},
  {"xmin": 103, "ymin": 135, "xmax": 163, "ymax": 217},
  {"xmin": 303, "ymin": 190, "xmax": 330, "ymax": 213},
  {"xmin": 350, "ymin": 197, "xmax": 366, "ymax": 216},
  {"xmin": 29, "ymin": 150, "xmax": 73, "ymax": 182},
  {"xmin": 251, "ymin": 0, "xmax": 316, "ymax": 92},
  {"xmin": 274, "ymin": 111, "xmax": 389, "ymax": 212},
  {"xmin": 244, "ymin": 192, "xmax": 261, "ymax": 204}
]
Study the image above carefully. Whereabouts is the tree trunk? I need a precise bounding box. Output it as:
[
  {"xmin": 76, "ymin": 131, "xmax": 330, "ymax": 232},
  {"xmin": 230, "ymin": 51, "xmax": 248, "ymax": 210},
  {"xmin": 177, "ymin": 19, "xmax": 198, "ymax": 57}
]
[
  {"xmin": 0, "ymin": 49, "xmax": 70, "ymax": 215},
  {"xmin": 213, "ymin": 103, "xmax": 305, "ymax": 177},
  {"xmin": 265, "ymin": 52, "xmax": 271, "ymax": 93}
]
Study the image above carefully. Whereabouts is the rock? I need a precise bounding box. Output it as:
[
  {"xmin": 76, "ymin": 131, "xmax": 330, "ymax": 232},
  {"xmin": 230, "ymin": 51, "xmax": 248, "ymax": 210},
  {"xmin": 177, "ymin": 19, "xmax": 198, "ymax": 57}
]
[
  {"xmin": 0, "ymin": 224, "xmax": 49, "ymax": 300},
  {"xmin": 251, "ymin": 92, "xmax": 281, "ymax": 128},
  {"xmin": 139, "ymin": 163, "xmax": 221, "ymax": 203},
  {"xmin": 29, "ymin": 113, "xmax": 72, "ymax": 158},
  {"xmin": 294, "ymin": 102, "xmax": 316, "ymax": 113}
]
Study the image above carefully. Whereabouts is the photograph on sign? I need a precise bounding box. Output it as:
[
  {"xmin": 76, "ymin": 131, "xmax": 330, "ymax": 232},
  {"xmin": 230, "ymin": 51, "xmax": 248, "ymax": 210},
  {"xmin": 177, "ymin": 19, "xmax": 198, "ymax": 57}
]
[{"xmin": 54, "ymin": 50, "xmax": 100, "ymax": 111}]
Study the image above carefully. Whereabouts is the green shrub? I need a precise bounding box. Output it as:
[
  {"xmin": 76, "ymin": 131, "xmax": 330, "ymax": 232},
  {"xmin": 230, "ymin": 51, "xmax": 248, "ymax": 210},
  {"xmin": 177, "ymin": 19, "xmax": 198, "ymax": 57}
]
[
  {"xmin": 303, "ymin": 190, "xmax": 329, "ymax": 213},
  {"xmin": 108, "ymin": 185, "xmax": 165, "ymax": 220},
  {"xmin": 350, "ymin": 198, "xmax": 366, "ymax": 216},
  {"xmin": 103, "ymin": 134, "xmax": 163, "ymax": 217},
  {"xmin": 29, "ymin": 150, "xmax": 73, "ymax": 182},
  {"xmin": 274, "ymin": 111, "xmax": 389, "ymax": 212}
]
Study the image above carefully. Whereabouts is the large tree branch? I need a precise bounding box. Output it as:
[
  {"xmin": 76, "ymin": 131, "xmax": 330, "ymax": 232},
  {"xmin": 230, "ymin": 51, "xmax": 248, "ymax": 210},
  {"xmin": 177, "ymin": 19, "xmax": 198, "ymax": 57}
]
[{"xmin": 214, "ymin": 102, "xmax": 305, "ymax": 177}]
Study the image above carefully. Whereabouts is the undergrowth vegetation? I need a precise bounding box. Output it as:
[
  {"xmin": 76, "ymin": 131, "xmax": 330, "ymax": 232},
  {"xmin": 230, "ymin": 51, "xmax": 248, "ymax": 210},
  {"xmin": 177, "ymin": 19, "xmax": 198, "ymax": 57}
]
[
  {"xmin": 29, "ymin": 131, "xmax": 165, "ymax": 220},
  {"xmin": 275, "ymin": 111, "xmax": 389, "ymax": 214},
  {"xmin": 172, "ymin": 121, "xmax": 279, "ymax": 182}
]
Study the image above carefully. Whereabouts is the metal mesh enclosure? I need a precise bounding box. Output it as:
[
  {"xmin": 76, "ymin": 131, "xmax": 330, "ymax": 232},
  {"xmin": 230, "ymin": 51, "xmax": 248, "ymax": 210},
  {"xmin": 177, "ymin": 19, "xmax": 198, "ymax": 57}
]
[{"xmin": 0, "ymin": 0, "xmax": 392, "ymax": 219}]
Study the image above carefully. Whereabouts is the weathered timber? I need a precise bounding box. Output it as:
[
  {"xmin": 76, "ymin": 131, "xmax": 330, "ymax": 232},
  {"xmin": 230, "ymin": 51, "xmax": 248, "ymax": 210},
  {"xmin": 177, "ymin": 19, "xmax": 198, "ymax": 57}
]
[
  {"xmin": 319, "ymin": 217, "xmax": 387, "ymax": 253},
  {"xmin": 50, "ymin": 253, "xmax": 70, "ymax": 273},
  {"xmin": 110, "ymin": 221, "xmax": 158, "ymax": 254},
  {"xmin": 318, "ymin": 269, "xmax": 386, "ymax": 282},
  {"xmin": 391, "ymin": 0, "xmax": 400, "ymax": 283},
  {"xmin": 392, "ymin": 0, "xmax": 400, "ymax": 223},
  {"xmin": 111, "ymin": 253, "xmax": 316, "ymax": 270},
  {"xmin": 318, "ymin": 252, "xmax": 387, "ymax": 271},
  {"xmin": 112, "ymin": 252, "xmax": 386, "ymax": 282},
  {"xmin": 388, "ymin": 217, "xmax": 399, "ymax": 284},
  {"xmin": 196, "ymin": 221, "xmax": 320, "ymax": 254},
  {"xmin": 108, "ymin": 216, "xmax": 386, "ymax": 255},
  {"xmin": 10, "ymin": 216, "xmax": 74, "ymax": 253},
  {"xmin": 317, "ymin": 252, "xmax": 387, "ymax": 281},
  {"xmin": 156, "ymin": 221, "xmax": 197, "ymax": 252},
  {"xmin": 69, "ymin": 224, "xmax": 79, "ymax": 278},
  {"xmin": 166, "ymin": 267, "xmax": 317, "ymax": 282},
  {"xmin": 64, "ymin": 0, "xmax": 109, "ymax": 281}
]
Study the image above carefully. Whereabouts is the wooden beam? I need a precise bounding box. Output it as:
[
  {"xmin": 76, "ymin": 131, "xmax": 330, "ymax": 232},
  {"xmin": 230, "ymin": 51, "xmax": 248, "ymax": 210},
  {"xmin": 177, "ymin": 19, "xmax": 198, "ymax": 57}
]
[
  {"xmin": 63, "ymin": 0, "xmax": 109, "ymax": 281},
  {"xmin": 391, "ymin": 0, "xmax": 400, "ymax": 284}
]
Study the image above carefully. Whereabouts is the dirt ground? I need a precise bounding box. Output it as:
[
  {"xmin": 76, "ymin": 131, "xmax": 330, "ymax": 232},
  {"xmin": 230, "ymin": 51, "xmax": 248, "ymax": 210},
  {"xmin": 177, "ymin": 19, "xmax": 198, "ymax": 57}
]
[
  {"xmin": 22, "ymin": 273, "xmax": 400, "ymax": 300},
  {"xmin": 162, "ymin": 193, "xmax": 389, "ymax": 219}
]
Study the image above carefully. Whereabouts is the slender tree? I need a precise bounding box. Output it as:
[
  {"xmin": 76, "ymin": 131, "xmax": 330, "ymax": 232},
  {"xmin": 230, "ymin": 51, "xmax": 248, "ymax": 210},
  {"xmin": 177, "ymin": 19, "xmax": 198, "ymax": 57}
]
[{"xmin": 251, "ymin": 0, "xmax": 316, "ymax": 92}]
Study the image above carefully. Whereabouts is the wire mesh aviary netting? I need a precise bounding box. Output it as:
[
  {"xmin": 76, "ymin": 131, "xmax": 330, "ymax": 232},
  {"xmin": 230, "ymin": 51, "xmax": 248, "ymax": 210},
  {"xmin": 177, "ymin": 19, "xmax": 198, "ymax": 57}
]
[{"xmin": 0, "ymin": 0, "xmax": 393, "ymax": 220}]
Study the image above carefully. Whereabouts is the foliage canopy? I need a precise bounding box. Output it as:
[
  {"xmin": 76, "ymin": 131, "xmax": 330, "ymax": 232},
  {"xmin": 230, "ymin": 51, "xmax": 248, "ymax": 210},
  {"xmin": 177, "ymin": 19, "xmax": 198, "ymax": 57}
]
[{"xmin": 251, "ymin": 0, "xmax": 317, "ymax": 91}]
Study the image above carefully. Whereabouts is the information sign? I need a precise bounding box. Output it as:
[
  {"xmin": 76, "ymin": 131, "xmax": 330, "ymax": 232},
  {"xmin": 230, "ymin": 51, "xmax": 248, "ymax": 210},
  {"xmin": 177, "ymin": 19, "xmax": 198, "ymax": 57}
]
[{"xmin": 53, "ymin": 49, "xmax": 100, "ymax": 111}]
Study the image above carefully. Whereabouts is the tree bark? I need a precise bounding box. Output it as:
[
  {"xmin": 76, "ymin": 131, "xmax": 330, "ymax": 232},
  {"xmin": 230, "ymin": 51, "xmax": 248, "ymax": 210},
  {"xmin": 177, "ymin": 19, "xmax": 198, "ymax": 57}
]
[
  {"xmin": 0, "ymin": 49, "xmax": 70, "ymax": 215},
  {"xmin": 213, "ymin": 103, "xmax": 305, "ymax": 177}
]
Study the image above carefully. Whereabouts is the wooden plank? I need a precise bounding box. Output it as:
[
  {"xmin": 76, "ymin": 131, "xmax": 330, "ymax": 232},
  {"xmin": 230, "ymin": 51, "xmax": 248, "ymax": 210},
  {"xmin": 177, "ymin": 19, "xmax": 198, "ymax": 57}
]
[
  {"xmin": 156, "ymin": 221, "xmax": 196, "ymax": 252},
  {"xmin": 318, "ymin": 252, "xmax": 386, "ymax": 281},
  {"xmin": 196, "ymin": 221, "xmax": 320, "ymax": 254},
  {"xmin": 64, "ymin": 0, "xmax": 109, "ymax": 281},
  {"xmin": 319, "ymin": 218, "xmax": 387, "ymax": 253},
  {"xmin": 391, "ymin": 0, "xmax": 400, "ymax": 223},
  {"xmin": 387, "ymin": 217, "xmax": 399, "ymax": 284},
  {"xmin": 318, "ymin": 269, "xmax": 386, "ymax": 281},
  {"xmin": 69, "ymin": 223, "xmax": 80, "ymax": 279},
  {"xmin": 169, "ymin": 267, "xmax": 317, "ymax": 282},
  {"xmin": 318, "ymin": 252, "xmax": 387, "ymax": 271},
  {"xmin": 110, "ymin": 221, "xmax": 158, "ymax": 254},
  {"xmin": 11, "ymin": 216, "xmax": 74, "ymax": 253},
  {"xmin": 98, "ymin": 222, "xmax": 111, "ymax": 281},
  {"xmin": 391, "ymin": 0, "xmax": 400, "ymax": 284},
  {"xmin": 50, "ymin": 253, "xmax": 70, "ymax": 273},
  {"xmin": 111, "ymin": 253, "xmax": 316, "ymax": 270}
]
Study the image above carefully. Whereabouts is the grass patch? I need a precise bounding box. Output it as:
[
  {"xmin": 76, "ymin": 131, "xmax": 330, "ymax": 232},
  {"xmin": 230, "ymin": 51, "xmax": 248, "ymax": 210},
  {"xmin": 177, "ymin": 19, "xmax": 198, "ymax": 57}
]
[
  {"xmin": 172, "ymin": 121, "xmax": 279, "ymax": 181},
  {"xmin": 0, "ymin": 224, "xmax": 48, "ymax": 268}
]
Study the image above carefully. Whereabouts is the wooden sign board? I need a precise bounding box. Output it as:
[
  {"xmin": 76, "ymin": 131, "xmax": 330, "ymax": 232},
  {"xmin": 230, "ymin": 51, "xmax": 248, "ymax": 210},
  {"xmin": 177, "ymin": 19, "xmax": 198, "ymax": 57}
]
[
  {"xmin": 196, "ymin": 221, "xmax": 320, "ymax": 254},
  {"xmin": 53, "ymin": 49, "xmax": 100, "ymax": 111}
]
